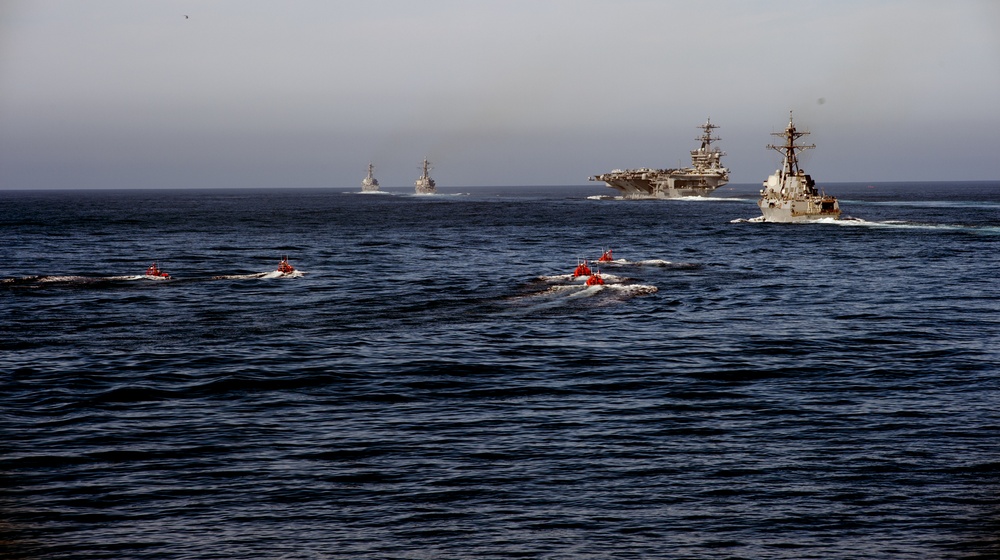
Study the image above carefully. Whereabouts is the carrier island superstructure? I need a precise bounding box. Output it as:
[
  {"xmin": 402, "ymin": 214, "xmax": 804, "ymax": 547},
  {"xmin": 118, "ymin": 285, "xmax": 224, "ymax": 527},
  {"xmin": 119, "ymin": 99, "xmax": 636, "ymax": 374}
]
[
  {"xmin": 757, "ymin": 112, "xmax": 840, "ymax": 222},
  {"xmin": 590, "ymin": 119, "xmax": 729, "ymax": 198}
]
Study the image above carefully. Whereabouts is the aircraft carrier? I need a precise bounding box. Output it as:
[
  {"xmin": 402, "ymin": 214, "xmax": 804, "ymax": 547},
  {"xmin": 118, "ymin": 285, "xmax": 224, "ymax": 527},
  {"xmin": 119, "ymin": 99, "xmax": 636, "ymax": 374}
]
[{"xmin": 590, "ymin": 119, "xmax": 729, "ymax": 198}]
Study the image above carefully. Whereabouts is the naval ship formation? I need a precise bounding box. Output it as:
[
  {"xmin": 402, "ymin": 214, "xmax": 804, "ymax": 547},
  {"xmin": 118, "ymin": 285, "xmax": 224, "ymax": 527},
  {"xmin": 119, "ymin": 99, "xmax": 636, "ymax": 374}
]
[
  {"xmin": 358, "ymin": 160, "xmax": 437, "ymax": 194},
  {"xmin": 358, "ymin": 112, "xmax": 842, "ymax": 221},
  {"xmin": 590, "ymin": 119, "xmax": 730, "ymax": 198},
  {"xmin": 758, "ymin": 112, "xmax": 840, "ymax": 222}
]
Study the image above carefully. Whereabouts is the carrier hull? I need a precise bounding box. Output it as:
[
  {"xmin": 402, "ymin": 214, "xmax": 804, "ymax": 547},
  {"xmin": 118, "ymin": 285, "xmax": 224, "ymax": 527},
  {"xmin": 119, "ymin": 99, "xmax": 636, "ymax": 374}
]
[{"xmin": 593, "ymin": 169, "xmax": 729, "ymax": 198}]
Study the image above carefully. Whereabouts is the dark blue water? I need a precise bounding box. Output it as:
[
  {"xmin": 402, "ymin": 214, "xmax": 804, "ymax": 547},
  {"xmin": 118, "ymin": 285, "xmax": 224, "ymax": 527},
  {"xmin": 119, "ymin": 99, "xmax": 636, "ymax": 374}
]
[{"xmin": 2, "ymin": 182, "xmax": 999, "ymax": 559}]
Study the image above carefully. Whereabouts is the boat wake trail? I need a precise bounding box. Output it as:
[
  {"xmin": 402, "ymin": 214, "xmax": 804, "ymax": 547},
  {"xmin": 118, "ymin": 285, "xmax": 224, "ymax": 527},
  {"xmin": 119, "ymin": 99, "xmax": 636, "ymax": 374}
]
[
  {"xmin": 512, "ymin": 282, "xmax": 658, "ymax": 305},
  {"xmin": 3, "ymin": 269, "xmax": 306, "ymax": 287},
  {"xmin": 212, "ymin": 270, "xmax": 305, "ymax": 280},
  {"xmin": 262, "ymin": 270, "xmax": 305, "ymax": 278},
  {"xmin": 538, "ymin": 272, "xmax": 627, "ymax": 283},
  {"xmin": 1, "ymin": 274, "xmax": 156, "ymax": 287},
  {"xmin": 625, "ymin": 259, "xmax": 701, "ymax": 269},
  {"xmin": 211, "ymin": 272, "xmax": 271, "ymax": 280},
  {"xmin": 510, "ymin": 267, "xmax": 657, "ymax": 310}
]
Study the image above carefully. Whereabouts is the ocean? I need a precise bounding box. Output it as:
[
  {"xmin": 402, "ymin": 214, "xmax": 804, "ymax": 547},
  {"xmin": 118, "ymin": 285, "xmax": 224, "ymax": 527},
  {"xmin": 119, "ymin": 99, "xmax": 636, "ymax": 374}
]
[{"xmin": 2, "ymin": 181, "xmax": 999, "ymax": 559}]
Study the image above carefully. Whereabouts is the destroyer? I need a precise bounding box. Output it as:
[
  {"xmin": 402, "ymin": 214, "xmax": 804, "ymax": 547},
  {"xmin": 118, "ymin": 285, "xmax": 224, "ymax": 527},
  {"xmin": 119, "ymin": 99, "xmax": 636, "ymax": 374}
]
[
  {"xmin": 361, "ymin": 162, "xmax": 379, "ymax": 192},
  {"xmin": 414, "ymin": 159, "xmax": 436, "ymax": 194},
  {"xmin": 758, "ymin": 112, "xmax": 840, "ymax": 222},
  {"xmin": 590, "ymin": 119, "xmax": 729, "ymax": 198}
]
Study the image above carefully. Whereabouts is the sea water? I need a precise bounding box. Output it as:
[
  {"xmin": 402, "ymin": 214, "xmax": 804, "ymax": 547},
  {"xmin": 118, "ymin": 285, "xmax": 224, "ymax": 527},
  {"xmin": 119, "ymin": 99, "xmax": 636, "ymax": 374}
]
[{"xmin": 2, "ymin": 182, "xmax": 999, "ymax": 559}]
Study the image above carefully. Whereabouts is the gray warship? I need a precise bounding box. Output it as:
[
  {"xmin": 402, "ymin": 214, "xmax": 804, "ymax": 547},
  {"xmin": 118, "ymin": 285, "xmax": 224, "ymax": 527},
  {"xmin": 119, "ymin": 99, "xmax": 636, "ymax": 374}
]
[
  {"xmin": 758, "ymin": 112, "xmax": 840, "ymax": 222},
  {"xmin": 414, "ymin": 158, "xmax": 436, "ymax": 194},
  {"xmin": 590, "ymin": 119, "xmax": 729, "ymax": 198},
  {"xmin": 361, "ymin": 162, "xmax": 379, "ymax": 192}
]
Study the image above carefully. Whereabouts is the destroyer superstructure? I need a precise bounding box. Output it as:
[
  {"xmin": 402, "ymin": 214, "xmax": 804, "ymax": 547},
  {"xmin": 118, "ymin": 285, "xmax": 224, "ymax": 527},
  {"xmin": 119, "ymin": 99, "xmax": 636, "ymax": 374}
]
[
  {"xmin": 361, "ymin": 162, "xmax": 379, "ymax": 192},
  {"xmin": 414, "ymin": 159, "xmax": 436, "ymax": 194},
  {"xmin": 758, "ymin": 112, "xmax": 840, "ymax": 222},
  {"xmin": 590, "ymin": 119, "xmax": 729, "ymax": 198}
]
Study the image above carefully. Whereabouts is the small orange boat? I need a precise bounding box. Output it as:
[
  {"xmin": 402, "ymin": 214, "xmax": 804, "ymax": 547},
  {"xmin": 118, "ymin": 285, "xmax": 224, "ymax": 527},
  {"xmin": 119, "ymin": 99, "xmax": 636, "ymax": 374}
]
[
  {"xmin": 277, "ymin": 256, "xmax": 295, "ymax": 274},
  {"xmin": 598, "ymin": 248, "xmax": 614, "ymax": 262},
  {"xmin": 572, "ymin": 259, "xmax": 592, "ymax": 278},
  {"xmin": 145, "ymin": 262, "xmax": 170, "ymax": 278},
  {"xmin": 586, "ymin": 272, "xmax": 604, "ymax": 286}
]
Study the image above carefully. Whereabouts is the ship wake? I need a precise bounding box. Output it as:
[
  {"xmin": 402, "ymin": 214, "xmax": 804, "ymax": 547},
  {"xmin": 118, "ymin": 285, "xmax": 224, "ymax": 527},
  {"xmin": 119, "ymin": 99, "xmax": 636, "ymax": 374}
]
[{"xmin": 829, "ymin": 218, "xmax": 1000, "ymax": 234}]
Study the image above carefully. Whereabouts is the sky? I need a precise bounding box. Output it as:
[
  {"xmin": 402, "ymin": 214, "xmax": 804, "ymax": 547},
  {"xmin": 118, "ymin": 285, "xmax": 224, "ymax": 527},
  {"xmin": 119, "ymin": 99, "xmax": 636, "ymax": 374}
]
[{"xmin": 1, "ymin": 0, "xmax": 998, "ymax": 189}]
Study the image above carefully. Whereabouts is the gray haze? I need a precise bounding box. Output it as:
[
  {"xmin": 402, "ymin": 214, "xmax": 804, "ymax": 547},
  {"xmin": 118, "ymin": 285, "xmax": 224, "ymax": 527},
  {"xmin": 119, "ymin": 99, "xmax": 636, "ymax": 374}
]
[{"xmin": 1, "ymin": 0, "xmax": 998, "ymax": 189}]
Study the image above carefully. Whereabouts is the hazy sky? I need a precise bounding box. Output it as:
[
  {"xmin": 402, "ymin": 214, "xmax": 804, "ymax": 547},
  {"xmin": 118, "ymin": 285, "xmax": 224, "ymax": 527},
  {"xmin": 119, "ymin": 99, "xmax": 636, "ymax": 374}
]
[{"xmin": 1, "ymin": 0, "xmax": 998, "ymax": 189}]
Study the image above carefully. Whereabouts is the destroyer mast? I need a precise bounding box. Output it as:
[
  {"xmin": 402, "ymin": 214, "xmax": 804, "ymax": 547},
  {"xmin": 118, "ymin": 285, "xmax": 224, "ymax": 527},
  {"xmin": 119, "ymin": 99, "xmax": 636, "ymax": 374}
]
[{"xmin": 757, "ymin": 111, "xmax": 840, "ymax": 222}]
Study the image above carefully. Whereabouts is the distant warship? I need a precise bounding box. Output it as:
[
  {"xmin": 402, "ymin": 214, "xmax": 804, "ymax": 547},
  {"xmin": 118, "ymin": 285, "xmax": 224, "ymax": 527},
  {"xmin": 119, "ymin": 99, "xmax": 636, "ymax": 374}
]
[
  {"xmin": 414, "ymin": 159, "xmax": 436, "ymax": 194},
  {"xmin": 590, "ymin": 119, "xmax": 729, "ymax": 198},
  {"xmin": 758, "ymin": 112, "xmax": 840, "ymax": 222},
  {"xmin": 361, "ymin": 162, "xmax": 379, "ymax": 192}
]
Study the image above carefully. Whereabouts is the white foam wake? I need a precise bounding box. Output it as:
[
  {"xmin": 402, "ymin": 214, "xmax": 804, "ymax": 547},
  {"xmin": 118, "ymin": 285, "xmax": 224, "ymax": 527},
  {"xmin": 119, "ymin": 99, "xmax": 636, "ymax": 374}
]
[
  {"xmin": 261, "ymin": 270, "xmax": 305, "ymax": 279},
  {"xmin": 212, "ymin": 270, "xmax": 304, "ymax": 280},
  {"xmin": 538, "ymin": 272, "xmax": 625, "ymax": 283},
  {"xmin": 831, "ymin": 219, "xmax": 1000, "ymax": 233}
]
